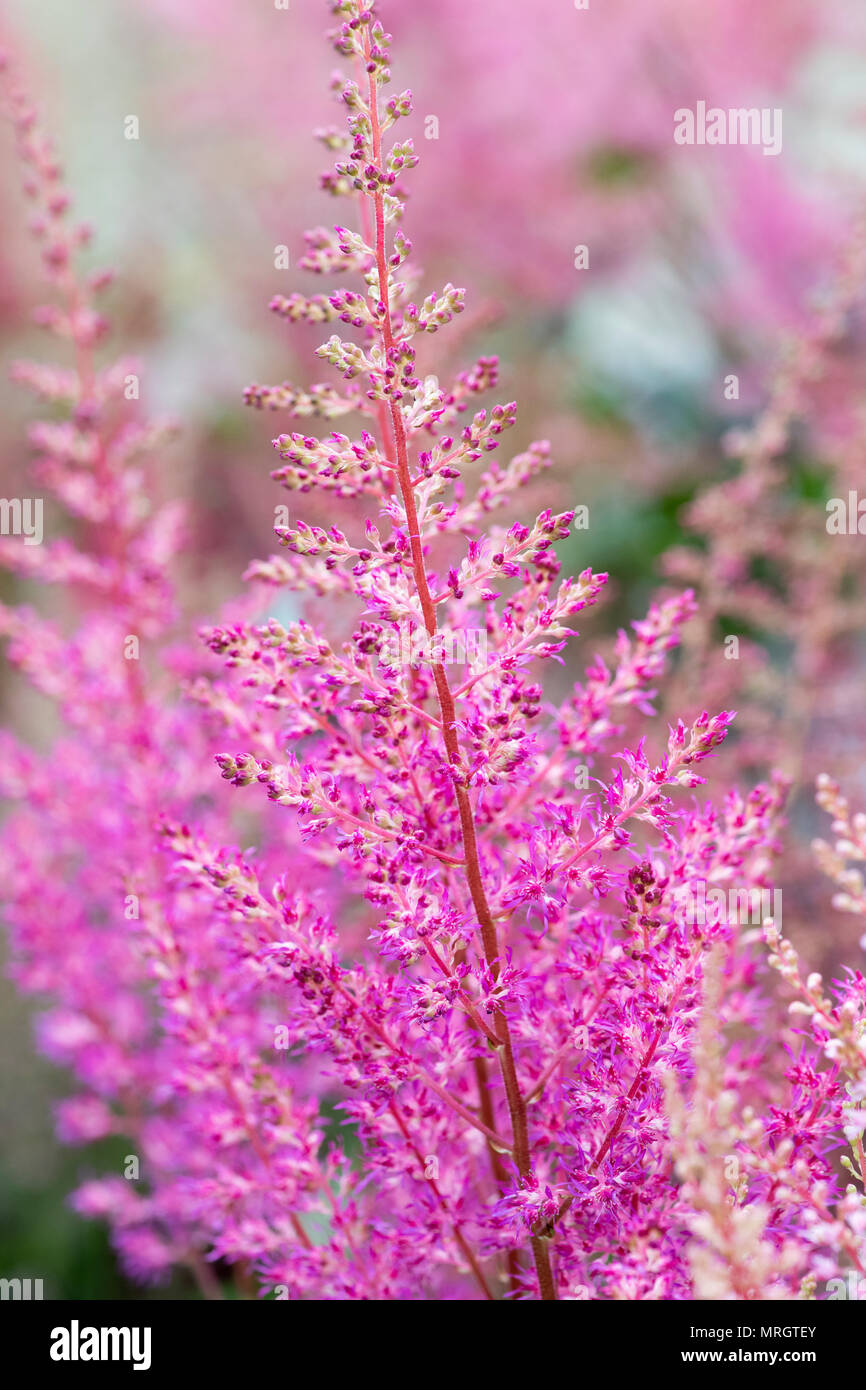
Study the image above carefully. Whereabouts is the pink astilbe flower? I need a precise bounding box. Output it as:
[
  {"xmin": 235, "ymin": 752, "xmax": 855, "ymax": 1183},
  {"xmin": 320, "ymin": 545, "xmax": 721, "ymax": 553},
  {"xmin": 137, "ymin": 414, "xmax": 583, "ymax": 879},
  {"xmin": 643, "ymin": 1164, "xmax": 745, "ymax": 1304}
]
[
  {"xmin": 813, "ymin": 776, "xmax": 866, "ymax": 932},
  {"xmin": 3, "ymin": 2, "xmax": 864, "ymax": 1304},
  {"xmin": 181, "ymin": 0, "xmax": 794, "ymax": 1298},
  {"xmin": 751, "ymin": 782, "xmax": 866, "ymax": 1291},
  {"xmin": 662, "ymin": 777, "xmax": 866, "ymax": 1302},
  {"xmin": 667, "ymin": 954, "xmax": 820, "ymax": 1301},
  {"xmin": 660, "ymin": 220, "xmax": 866, "ymax": 988},
  {"xmin": 0, "ymin": 57, "xmax": 329, "ymax": 1293}
]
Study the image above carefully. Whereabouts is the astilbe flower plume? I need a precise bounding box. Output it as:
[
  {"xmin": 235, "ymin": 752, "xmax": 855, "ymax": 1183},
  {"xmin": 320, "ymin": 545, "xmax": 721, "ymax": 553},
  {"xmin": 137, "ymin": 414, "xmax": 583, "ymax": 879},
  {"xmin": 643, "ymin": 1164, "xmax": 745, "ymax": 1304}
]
[
  {"xmin": 665, "ymin": 221, "xmax": 866, "ymax": 783},
  {"xmin": 181, "ymin": 1, "xmax": 797, "ymax": 1299},
  {"xmin": 0, "ymin": 54, "xmax": 328, "ymax": 1293},
  {"xmin": 660, "ymin": 220, "xmax": 866, "ymax": 988},
  {"xmin": 2, "ymin": 2, "xmax": 865, "ymax": 1302}
]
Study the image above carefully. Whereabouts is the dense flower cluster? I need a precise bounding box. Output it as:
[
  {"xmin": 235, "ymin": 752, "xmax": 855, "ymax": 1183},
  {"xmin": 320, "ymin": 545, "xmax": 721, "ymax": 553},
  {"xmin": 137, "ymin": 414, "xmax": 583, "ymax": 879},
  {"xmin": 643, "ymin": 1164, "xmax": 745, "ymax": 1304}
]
[{"xmin": 2, "ymin": 3, "xmax": 866, "ymax": 1301}]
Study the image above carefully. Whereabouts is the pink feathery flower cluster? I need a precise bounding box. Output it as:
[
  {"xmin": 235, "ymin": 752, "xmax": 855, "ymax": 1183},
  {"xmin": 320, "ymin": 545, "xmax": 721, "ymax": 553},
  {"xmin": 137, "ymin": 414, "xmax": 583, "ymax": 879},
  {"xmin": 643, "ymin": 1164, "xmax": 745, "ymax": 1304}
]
[{"xmin": 1, "ymin": 4, "xmax": 864, "ymax": 1301}]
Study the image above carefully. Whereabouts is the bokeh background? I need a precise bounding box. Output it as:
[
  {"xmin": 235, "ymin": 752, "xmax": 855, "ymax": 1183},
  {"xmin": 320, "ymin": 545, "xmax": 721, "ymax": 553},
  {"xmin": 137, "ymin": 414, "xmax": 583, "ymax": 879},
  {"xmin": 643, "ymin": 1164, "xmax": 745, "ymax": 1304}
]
[{"xmin": 2, "ymin": 0, "xmax": 866, "ymax": 1297}]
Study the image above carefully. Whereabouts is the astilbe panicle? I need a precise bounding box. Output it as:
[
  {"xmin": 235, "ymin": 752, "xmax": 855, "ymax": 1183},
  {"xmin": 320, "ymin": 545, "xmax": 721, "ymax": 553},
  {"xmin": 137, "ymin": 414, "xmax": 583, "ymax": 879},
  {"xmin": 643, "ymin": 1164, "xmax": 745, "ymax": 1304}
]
[
  {"xmin": 749, "ymin": 775, "xmax": 866, "ymax": 1292},
  {"xmin": 665, "ymin": 221, "xmax": 866, "ymax": 781},
  {"xmin": 666, "ymin": 953, "xmax": 807, "ymax": 1301},
  {"xmin": 661, "ymin": 774, "xmax": 866, "ymax": 1301},
  {"xmin": 813, "ymin": 776, "xmax": 866, "ymax": 931},
  {"xmin": 2, "ymin": 2, "xmax": 864, "ymax": 1302},
  {"xmin": 176, "ymin": 0, "xmax": 816, "ymax": 1299},
  {"xmin": 0, "ymin": 59, "xmax": 193, "ymax": 1281},
  {"xmin": 660, "ymin": 222, "xmax": 866, "ymax": 987},
  {"xmin": 0, "ymin": 58, "xmax": 328, "ymax": 1293}
]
